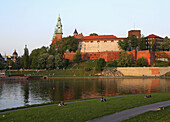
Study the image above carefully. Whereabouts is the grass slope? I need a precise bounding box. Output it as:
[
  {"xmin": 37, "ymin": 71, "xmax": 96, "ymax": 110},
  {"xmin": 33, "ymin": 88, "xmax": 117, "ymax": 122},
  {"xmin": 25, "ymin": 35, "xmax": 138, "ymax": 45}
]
[
  {"xmin": 1, "ymin": 93, "xmax": 170, "ymax": 122},
  {"xmin": 124, "ymin": 106, "xmax": 170, "ymax": 122}
]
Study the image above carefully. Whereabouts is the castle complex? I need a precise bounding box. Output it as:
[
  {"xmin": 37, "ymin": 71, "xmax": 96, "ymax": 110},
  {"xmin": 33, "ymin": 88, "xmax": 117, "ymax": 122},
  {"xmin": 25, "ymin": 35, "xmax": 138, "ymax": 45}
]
[{"xmin": 51, "ymin": 16, "xmax": 169, "ymax": 65}]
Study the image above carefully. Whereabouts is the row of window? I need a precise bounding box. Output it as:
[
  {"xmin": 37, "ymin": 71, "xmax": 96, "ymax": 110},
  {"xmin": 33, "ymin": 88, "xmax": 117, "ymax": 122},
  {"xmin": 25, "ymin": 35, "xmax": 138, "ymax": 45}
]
[{"xmin": 84, "ymin": 40, "xmax": 115, "ymax": 43}]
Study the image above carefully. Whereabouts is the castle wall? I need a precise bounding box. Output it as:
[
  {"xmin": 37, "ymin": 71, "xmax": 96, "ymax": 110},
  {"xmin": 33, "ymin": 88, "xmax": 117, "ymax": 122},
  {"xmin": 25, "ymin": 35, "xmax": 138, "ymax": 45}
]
[{"xmin": 64, "ymin": 50, "xmax": 156, "ymax": 65}]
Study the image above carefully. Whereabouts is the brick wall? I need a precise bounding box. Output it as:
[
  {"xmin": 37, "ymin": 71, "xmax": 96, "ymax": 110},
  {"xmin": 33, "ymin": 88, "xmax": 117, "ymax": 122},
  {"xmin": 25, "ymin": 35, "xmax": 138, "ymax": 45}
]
[{"xmin": 64, "ymin": 50, "xmax": 157, "ymax": 65}]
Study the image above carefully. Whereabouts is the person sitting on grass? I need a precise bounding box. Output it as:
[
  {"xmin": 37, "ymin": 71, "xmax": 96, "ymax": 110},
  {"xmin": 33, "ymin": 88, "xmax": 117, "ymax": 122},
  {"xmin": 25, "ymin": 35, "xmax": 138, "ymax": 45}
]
[
  {"xmin": 101, "ymin": 97, "xmax": 104, "ymax": 102},
  {"xmin": 101, "ymin": 97, "xmax": 106, "ymax": 102},
  {"xmin": 145, "ymin": 95, "xmax": 151, "ymax": 98},
  {"xmin": 58, "ymin": 101, "xmax": 65, "ymax": 106}
]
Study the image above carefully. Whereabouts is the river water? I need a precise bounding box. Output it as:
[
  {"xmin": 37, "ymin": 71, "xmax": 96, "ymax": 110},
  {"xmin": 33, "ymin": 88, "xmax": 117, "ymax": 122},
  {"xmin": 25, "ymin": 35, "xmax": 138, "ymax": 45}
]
[{"xmin": 0, "ymin": 78, "xmax": 170, "ymax": 110}]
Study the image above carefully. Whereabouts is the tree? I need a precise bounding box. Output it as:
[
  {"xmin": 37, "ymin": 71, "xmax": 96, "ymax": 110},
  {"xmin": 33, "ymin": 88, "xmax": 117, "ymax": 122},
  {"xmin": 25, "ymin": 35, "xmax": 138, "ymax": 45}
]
[
  {"xmin": 138, "ymin": 36, "xmax": 147, "ymax": 50},
  {"xmin": 6, "ymin": 60, "xmax": 18, "ymax": 69},
  {"xmin": 63, "ymin": 59, "xmax": 70, "ymax": 69},
  {"xmin": 160, "ymin": 36, "xmax": 170, "ymax": 51},
  {"xmin": 73, "ymin": 50, "xmax": 82, "ymax": 64},
  {"xmin": 56, "ymin": 36, "xmax": 79, "ymax": 54},
  {"xmin": 89, "ymin": 33, "xmax": 98, "ymax": 36},
  {"xmin": 55, "ymin": 53, "xmax": 63, "ymax": 69},
  {"xmin": 46, "ymin": 55, "xmax": 55, "ymax": 69},
  {"xmin": 135, "ymin": 57, "xmax": 148, "ymax": 67},
  {"xmin": 127, "ymin": 35, "xmax": 139, "ymax": 61},
  {"xmin": 30, "ymin": 57, "xmax": 38, "ymax": 69},
  {"xmin": 118, "ymin": 39, "xmax": 129, "ymax": 51},
  {"xmin": 95, "ymin": 58, "xmax": 106, "ymax": 72},
  {"xmin": 38, "ymin": 53, "xmax": 49, "ymax": 69},
  {"xmin": 117, "ymin": 51, "xmax": 133, "ymax": 67},
  {"xmin": 149, "ymin": 39, "xmax": 156, "ymax": 51},
  {"xmin": 0, "ymin": 61, "xmax": 4, "ymax": 69},
  {"xmin": 48, "ymin": 45, "xmax": 57, "ymax": 55},
  {"xmin": 23, "ymin": 45, "xmax": 29, "ymax": 69}
]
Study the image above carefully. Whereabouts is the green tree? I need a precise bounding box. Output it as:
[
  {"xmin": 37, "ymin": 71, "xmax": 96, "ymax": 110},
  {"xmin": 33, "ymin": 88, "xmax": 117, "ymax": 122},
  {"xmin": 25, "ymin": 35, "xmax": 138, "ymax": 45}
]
[
  {"xmin": 95, "ymin": 58, "xmax": 106, "ymax": 72},
  {"xmin": 29, "ymin": 46, "xmax": 48, "ymax": 66},
  {"xmin": 135, "ymin": 57, "xmax": 148, "ymax": 67},
  {"xmin": 30, "ymin": 57, "xmax": 38, "ymax": 69},
  {"xmin": 55, "ymin": 53, "xmax": 63, "ymax": 69},
  {"xmin": 127, "ymin": 35, "xmax": 139, "ymax": 61},
  {"xmin": 138, "ymin": 36, "xmax": 147, "ymax": 50},
  {"xmin": 6, "ymin": 60, "xmax": 18, "ymax": 69},
  {"xmin": 48, "ymin": 45, "xmax": 57, "ymax": 55},
  {"xmin": 63, "ymin": 59, "xmax": 70, "ymax": 69},
  {"xmin": 56, "ymin": 36, "xmax": 79, "ymax": 54},
  {"xmin": 23, "ymin": 45, "xmax": 29, "ymax": 69},
  {"xmin": 46, "ymin": 55, "xmax": 55, "ymax": 69},
  {"xmin": 160, "ymin": 36, "xmax": 170, "ymax": 51},
  {"xmin": 89, "ymin": 33, "xmax": 98, "ymax": 36},
  {"xmin": 0, "ymin": 61, "xmax": 4, "ymax": 69},
  {"xmin": 118, "ymin": 39, "xmax": 129, "ymax": 51},
  {"xmin": 38, "ymin": 53, "xmax": 49, "ymax": 69},
  {"xmin": 149, "ymin": 39, "xmax": 156, "ymax": 51},
  {"xmin": 73, "ymin": 50, "xmax": 82, "ymax": 64},
  {"xmin": 117, "ymin": 51, "xmax": 133, "ymax": 67}
]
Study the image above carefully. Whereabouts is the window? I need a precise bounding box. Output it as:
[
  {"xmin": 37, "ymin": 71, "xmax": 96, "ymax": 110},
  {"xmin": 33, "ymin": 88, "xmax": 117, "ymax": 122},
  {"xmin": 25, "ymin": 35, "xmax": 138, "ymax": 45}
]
[
  {"xmin": 104, "ymin": 40, "xmax": 107, "ymax": 42},
  {"xmin": 91, "ymin": 41, "xmax": 93, "ymax": 43},
  {"xmin": 111, "ymin": 40, "xmax": 113, "ymax": 42}
]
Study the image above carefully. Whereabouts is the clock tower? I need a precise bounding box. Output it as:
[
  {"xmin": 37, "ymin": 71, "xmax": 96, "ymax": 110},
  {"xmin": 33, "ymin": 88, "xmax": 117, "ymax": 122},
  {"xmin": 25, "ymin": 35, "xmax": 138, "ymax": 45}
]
[{"xmin": 52, "ymin": 15, "xmax": 63, "ymax": 45}]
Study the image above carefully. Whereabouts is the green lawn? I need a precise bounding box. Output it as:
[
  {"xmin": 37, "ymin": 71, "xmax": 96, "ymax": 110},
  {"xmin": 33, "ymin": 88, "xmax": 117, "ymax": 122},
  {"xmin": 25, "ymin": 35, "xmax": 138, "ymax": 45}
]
[
  {"xmin": 124, "ymin": 106, "xmax": 170, "ymax": 122},
  {"xmin": 1, "ymin": 93, "xmax": 170, "ymax": 122}
]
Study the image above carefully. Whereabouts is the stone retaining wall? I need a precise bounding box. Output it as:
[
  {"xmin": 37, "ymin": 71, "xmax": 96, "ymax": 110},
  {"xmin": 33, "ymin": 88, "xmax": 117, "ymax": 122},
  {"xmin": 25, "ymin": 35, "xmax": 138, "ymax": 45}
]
[{"xmin": 117, "ymin": 67, "xmax": 170, "ymax": 76}]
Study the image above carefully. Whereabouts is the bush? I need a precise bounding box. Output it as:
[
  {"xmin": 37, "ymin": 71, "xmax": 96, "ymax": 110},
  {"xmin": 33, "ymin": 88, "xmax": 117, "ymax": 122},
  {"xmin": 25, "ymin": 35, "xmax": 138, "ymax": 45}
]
[
  {"xmin": 117, "ymin": 51, "xmax": 133, "ymax": 67},
  {"xmin": 73, "ymin": 50, "xmax": 82, "ymax": 64},
  {"xmin": 107, "ymin": 60, "xmax": 117, "ymax": 67},
  {"xmin": 135, "ymin": 57, "xmax": 148, "ymax": 67},
  {"xmin": 84, "ymin": 67, "xmax": 91, "ymax": 71},
  {"xmin": 154, "ymin": 60, "xmax": 170, "ymax": 67},
  {"xmin": 95, "ymin": 58, "xmax": 106, "ymax": 72}
]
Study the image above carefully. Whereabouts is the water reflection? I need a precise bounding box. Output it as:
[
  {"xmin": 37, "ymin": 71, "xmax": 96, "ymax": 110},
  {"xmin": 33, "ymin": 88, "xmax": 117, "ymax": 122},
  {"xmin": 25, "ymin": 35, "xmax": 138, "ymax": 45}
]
[{"xmin": 0, "ymin": 78, "xmax": 170, "ymax": 110}]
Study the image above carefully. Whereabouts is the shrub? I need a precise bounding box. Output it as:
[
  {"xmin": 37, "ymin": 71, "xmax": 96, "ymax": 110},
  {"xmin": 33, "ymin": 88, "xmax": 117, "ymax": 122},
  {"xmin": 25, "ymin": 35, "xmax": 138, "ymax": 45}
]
[
  {"xmin": 135, "ymin": 57, "xmax": 148, "ymax": 67},
  {"xmin": 84, "ymin": 67, "xmax": 91, "ymax": 71},
  {"xmin": 107, "ymin": 60, "xmax": 117, "ymax": 67},
  {"xmin": 95, "ymin": 58, "xmax": 106, "ymax": 72},
  {"xmin": 154, "ymin": 60, "xmax": 170, "ymax": 67}
]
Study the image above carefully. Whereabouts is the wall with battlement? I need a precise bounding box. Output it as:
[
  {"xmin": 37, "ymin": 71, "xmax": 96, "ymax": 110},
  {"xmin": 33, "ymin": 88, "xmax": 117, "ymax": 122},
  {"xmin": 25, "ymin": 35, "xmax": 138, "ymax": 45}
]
[{"xmin": 64, "ymin": 50, "xmax": 155, "ymax": 65}]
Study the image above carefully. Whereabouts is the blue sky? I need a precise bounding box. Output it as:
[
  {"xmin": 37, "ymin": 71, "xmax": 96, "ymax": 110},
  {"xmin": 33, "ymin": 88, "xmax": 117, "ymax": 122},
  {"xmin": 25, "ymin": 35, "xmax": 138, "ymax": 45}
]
[{"xmin": 0, "ymin": 0, "xmax": 170, "ymax": 56}]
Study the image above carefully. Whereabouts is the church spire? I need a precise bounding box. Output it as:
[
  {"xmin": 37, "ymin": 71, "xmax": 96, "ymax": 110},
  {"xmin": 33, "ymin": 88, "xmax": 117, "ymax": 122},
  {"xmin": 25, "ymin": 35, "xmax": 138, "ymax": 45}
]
[{"xmin": 56, "ymin": 15, "xmax": 62, "ymax": 34}]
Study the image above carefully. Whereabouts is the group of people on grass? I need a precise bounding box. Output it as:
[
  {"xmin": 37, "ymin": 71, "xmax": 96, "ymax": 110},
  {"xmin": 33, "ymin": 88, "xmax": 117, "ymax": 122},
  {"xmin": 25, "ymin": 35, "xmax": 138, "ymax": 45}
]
[{"xmin": 58, "ymin": 97, "xmax": 106, "ymax": 106}]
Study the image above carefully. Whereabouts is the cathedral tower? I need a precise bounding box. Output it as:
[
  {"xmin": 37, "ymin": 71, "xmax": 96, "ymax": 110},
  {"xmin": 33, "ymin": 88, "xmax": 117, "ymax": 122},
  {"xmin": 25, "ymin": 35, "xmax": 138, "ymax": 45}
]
[{"xmin": 52, "ymin": 15, "xmax": 63, "ymax": 45}]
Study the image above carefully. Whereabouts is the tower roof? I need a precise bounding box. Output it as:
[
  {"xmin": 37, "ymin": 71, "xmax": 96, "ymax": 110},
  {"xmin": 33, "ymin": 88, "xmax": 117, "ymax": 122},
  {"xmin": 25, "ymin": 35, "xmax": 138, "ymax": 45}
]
[
  {"xmin": 13, "ymin": 50, "xmax": 18, "ymax": 56},
  {"xmin": 73, "ymin": 29, "xmax": 78, "ymax": 34}
]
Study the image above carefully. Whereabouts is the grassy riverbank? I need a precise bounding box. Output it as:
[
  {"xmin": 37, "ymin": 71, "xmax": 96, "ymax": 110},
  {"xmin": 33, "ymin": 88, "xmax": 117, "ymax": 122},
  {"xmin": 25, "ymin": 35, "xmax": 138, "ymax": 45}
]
[
  {"xmin": 1, "ymin": 93, "xmax": 170, "ymax": 122},
  {"xmin": 124, "ymin": 106, "xmax": 170, "ymax": 122}
]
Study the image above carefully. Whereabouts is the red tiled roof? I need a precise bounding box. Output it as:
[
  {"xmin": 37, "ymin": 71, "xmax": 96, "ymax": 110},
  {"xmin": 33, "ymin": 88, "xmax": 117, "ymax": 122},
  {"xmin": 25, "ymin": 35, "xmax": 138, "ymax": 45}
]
[
  {"xmin": 82, "ymin": 35, "xmax": 117, "ymax": 40},
  {"xmin": 146, "ymin": 34, "xmax": 163, "ymax": 39},
  {"xmin": 74, "ymin": 33, "xmax": 83, "ymax": 39}
]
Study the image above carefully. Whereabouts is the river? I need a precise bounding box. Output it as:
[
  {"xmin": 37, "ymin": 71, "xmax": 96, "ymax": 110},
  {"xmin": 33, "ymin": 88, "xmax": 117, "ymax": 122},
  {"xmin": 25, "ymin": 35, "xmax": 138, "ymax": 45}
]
[{"xmin": 0, "ymin": 78, "xmax": 170, "ymax": 110}]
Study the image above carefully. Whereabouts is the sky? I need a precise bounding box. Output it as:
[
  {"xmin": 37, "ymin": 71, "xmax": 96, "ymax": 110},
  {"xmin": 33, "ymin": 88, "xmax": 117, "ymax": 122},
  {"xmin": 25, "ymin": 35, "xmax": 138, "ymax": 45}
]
[{"xmin": 0, "ymin": 0, "xmax": 170, "ymax": 56}]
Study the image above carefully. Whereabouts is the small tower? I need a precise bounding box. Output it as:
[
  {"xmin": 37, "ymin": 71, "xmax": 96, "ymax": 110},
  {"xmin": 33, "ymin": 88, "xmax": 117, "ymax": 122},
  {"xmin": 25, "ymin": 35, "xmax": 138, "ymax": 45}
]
[
  {"xmin": 52, "ymin": 15, "xmax": 63, "ymax": 45},
  {"xmin": 73, "ymin": 29, "xmax": 78, "ymax": 36},
  {"xmin": 12, "ymin": 50, "xmax": 18, "ymax": 58}
]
